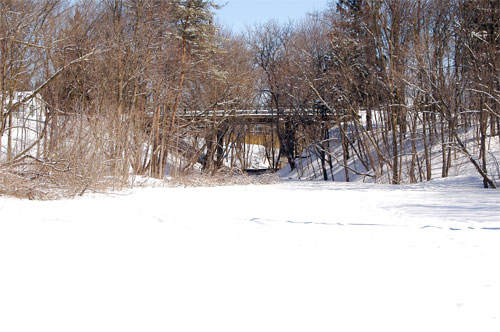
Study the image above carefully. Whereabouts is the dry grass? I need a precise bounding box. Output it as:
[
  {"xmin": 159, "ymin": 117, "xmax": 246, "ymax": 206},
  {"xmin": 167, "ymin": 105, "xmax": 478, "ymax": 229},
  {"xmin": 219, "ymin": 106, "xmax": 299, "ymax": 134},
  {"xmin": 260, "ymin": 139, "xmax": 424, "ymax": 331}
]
[
  {"xmin": 170, "ymin": 167, "xmax": 281, "ymax": 187},
  {"xmin": 0, "ymin": 169, "xmax": 74, "ymax": 200},
  {"xmin": 0, "ymin": 164, "xmax": 280, "ymax": 200},
  {"xmin": 0, "ymin": 162, "xmax": 130, "ymax": 200}
]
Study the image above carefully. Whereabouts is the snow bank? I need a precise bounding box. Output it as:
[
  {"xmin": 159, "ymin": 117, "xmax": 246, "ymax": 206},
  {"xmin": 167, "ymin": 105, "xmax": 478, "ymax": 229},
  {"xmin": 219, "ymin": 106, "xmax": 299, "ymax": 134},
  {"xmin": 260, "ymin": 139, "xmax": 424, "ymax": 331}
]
[
  {"xmin": 1, "ymin": 92, "xmax": 47, "ymax": 161},
  {"xmin": 279, "ymin": 122, "xmax": 500, "ymax": 188},
  {"xmin": 223, "ymin": 143, "xmax": 270, "ymax": 169},
  {"xmin": 0, "ymin": 177, "xmax": 499, "ymax": 332}
]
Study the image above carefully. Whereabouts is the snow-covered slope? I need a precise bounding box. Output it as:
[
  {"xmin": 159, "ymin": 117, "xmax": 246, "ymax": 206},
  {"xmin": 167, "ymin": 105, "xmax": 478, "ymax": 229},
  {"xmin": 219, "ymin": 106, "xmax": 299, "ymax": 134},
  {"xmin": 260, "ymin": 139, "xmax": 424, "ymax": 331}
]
[
  {"xmin": 279, "ymin": 119, "xmax": 500, "ymax": 187},
  {"xmin": 1, "ymin": 177, "xmax": 499, "ymax": 332}
]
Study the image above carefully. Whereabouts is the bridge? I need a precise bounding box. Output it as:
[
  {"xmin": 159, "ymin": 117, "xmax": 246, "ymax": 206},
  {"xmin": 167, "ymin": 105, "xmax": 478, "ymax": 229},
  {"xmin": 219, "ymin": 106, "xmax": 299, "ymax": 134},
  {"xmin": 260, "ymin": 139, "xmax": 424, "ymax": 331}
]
[
  {"xmin": 167, "ymin": 108, "xmax": 353, "ymax": 171},
  {"xmin": 178, "ymin": 108, "xmax": 341, "ymax": 124}
]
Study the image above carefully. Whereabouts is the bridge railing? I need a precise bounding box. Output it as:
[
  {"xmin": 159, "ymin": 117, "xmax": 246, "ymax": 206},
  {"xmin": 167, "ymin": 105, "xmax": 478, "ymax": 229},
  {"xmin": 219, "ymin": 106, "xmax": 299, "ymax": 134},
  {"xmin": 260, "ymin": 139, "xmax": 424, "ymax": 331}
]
[{"xmin": 179, "ymin": 109, "xmax": 339, "ymax": 118}]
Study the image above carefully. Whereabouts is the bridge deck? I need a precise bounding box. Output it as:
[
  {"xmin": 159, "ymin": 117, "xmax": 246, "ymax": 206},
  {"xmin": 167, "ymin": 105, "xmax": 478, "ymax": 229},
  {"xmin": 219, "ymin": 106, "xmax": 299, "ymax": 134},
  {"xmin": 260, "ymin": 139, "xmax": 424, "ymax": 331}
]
[{"xmin": 178, "ymin": 109, "xmax": 341, "ymax": 124}]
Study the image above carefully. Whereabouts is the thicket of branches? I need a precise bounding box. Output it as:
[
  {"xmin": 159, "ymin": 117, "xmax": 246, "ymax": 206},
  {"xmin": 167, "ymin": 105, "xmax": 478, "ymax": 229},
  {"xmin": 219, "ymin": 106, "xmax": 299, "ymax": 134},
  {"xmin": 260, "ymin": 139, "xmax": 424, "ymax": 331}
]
[
  {"xmin": 250, "ymin": 0, "xmax": 500, "ymax": 187},
  {"xmin": 0, "ymin": 0, "xmax": 258, "ymax": 197},
  {"xmin": 1, "ymin": 0, "xmax": 499, "ymax": 197}
]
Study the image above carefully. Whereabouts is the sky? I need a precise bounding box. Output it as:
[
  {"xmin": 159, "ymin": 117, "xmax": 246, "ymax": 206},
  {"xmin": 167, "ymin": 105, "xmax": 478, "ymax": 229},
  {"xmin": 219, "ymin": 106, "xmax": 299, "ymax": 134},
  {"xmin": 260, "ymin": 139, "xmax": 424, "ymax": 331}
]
[{"xmin": 215, "ymin": 0, "xmax": 330, "ymax": 33}]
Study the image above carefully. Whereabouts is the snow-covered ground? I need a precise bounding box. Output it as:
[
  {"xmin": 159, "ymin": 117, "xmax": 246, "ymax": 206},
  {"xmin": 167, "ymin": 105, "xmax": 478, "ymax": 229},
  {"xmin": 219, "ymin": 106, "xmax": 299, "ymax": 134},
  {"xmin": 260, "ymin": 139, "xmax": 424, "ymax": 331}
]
[
  {"xmin": 1, "ymin": 92, "xmax": 47, "ymax": 161},
  {"xmin": 223, "ymin": 143, "xmax": 270, "ymax": 169},
  {"xmin": 1, "ymin": 176, "xmax": 500, "ymax": 332}
]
